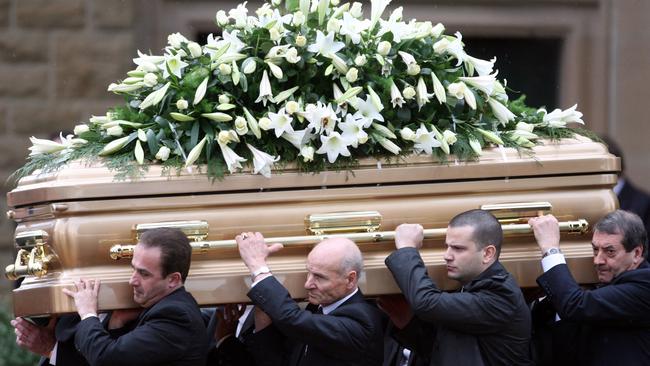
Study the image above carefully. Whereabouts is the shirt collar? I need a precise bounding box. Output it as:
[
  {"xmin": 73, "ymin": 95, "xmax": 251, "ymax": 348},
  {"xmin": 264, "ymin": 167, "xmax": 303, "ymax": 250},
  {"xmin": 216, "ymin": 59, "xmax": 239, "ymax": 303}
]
[
  {"xmin": 613, "ymin": 177, "xmax": 626, "ymax": 195},
  {"xmin": 321, "ymin": 288, "xmax": 359, "ymax": 315}
]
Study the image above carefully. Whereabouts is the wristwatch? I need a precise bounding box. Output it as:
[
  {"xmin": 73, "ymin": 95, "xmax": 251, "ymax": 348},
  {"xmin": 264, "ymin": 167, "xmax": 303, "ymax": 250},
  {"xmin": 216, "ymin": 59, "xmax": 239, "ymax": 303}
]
[
  {"xmin": 542, "ymin": 247, "xmax": 562, "ymax": 258},
  {"xmin": 251, "ymin": 266, "xmax": 271, "ymax": 281}
]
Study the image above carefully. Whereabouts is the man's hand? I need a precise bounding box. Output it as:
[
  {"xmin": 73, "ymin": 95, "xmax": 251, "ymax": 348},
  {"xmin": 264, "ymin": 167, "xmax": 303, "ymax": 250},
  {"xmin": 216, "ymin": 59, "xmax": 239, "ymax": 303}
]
[
  {"xmin": 528, "ymin": 215, "xmax": 561, "ymax": 254},
  {"xmin": 236, "ymin": 232, "xmax": 283, "ymax": 273},
  {"xmin": 62, "ymin": 278, "xmax": 100, "ymax": 318},
  {"xmin": 215, "ymin": 304, "xmax": 246, "ymax": 342},
  {"xmin": 377, "ymin": 295, "xmax": 413, "ymax": 329},
  {"xmin": 108, "ymin": 308, "xmax": 142, "ymax": 330},
  {"xmin": 11, "ymin": 317, "xmax": 56, "ymax": 357},
  {"xmin": 395, "ymin": 224, "xmax": 424, "ymax": 250}
]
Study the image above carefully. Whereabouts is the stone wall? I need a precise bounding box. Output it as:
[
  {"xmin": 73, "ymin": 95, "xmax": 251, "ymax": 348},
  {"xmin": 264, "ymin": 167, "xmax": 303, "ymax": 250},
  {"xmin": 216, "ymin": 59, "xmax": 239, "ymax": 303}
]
[{"xmin": 0, "ymin": 0, "xmax": 135, "ymax": 295}]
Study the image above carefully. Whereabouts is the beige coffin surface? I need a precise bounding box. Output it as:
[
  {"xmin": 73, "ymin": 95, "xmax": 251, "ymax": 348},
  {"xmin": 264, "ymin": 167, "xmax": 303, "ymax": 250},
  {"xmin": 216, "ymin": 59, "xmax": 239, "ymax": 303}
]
[{"xmin": 6, "ymin": 137, "xmax": 619, "ymax": 317}]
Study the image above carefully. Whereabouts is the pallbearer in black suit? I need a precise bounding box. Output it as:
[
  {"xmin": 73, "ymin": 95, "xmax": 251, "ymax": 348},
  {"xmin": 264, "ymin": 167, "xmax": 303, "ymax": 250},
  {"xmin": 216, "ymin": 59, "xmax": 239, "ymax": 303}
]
[
  {"xmin": 236, "ymin": 232, "xmax": 385, "ymax": 366},
  {"xmin": 59, "ymin": 228, "xmax": 209, "ymax": 366},
  {"xmin": 529, "ymin": 210, "xmax": 650, "ymax": 365}
]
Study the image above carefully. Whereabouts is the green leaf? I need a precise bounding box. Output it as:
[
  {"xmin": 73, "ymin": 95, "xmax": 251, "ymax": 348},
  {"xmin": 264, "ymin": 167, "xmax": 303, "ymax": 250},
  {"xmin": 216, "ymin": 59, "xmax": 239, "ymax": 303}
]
[
  {"xmin": 146, "ymin": 129, "xmax": 159, "ymax": 155},
  {"xmin": 190, "ymin": 121, "xmax": 200, "ymax": 147}
]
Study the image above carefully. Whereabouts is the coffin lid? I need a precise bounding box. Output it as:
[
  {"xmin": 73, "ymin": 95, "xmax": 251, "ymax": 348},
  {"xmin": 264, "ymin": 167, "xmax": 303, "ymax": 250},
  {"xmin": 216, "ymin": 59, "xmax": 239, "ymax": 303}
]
[{"xmin": 7, "ymin": 136, "xmax": 619, "ymax": 208}]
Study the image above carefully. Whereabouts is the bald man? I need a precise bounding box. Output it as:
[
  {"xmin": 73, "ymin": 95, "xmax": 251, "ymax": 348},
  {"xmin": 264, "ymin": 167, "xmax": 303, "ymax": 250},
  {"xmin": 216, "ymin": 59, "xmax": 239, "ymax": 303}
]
[{"xmin": 236, "ymin": 233, "xmax": 385, "ymax": 366}]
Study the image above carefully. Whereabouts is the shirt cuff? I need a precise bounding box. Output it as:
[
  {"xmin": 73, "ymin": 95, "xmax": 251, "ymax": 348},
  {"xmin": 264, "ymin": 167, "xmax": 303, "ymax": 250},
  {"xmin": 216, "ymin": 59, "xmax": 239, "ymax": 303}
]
[
  {"xmin": 541, "ymin": 253, "xmax": 566, "ymax": 272},
  {"xmin": 81, "ymin": 313, "xmax": 98, "ymax": 320},
  {"xmin": 251, "ymin": 273, "xmax": 272, "ymax": 287}
]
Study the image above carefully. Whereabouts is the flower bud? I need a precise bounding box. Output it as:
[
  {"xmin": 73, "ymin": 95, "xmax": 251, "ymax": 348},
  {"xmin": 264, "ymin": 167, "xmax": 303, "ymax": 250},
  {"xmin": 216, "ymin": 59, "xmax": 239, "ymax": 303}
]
[
  {"xmin": 292, "ymin": 11, "xmax": 306, "ymax": 26},
  {"xmin": 295, "ymin": 35, "xmax": 307, "ymax": 47},
  {"xmin": 350, "ymin": 2, "xmax": 363, "ymax": 18},
  {"xmin": 176, "ymin": 99, "xmax": 189, "ymax": 110},
  {"xmin": 218, "ymin": 63, "xmax": 232, "ymax": 75},
  {"xmin": 218, "ymin": 130, "xmax": 234, "ymax": 145},
  {"xmin": 346, "ymin": 67, "xmax": 359, "ymax": 83},
  {"xmin": 242, "ymin": 58, "xmax": 257, "ymax": 74},
  {"xmin": 219, "ymin": 94, "xmax": 231, "ymax": 104},
  {"xmin": 327, "ymin": 18, "xmax": 341, "ymax": 33},
  {"xmin": 259, "ymin": 117, "xmax": 272, "ymax": 130},
  {"xmin": 354, "ymin": 54, "xmax": 367, "ymax": 66},
  {"xmin": 431, "ymin": 23, "xmax": 445, "ymax": 38},
  {"xmin": 406, "ymin": 63, "xmax": 421, "ymax": 76},
  {"xmin": 137, "ymin": 129, "xmax": 147, "ymax": 142},
  {"xmin": 74, "ymin": 124, "xmax": 89, "ymax": 135},
  {"xmin": 134, "ymin": 140, "xmax": 145, "ymax": 165},
  {"xmin": 235, "ymin": 116, "xmax": 249, "ymax": 135},
  {"xmin": 516, "ymin": 122, "xmax": 535, "ymax": 133},
  {"xmin": 330, "ymin": 0, "xmax": 340, "ymax": 5},
  {"xmin": 433, "ymin": 38, "xmax": 450, "ymax": 54},
  {"xmin": 377, "ymin": 41, "xmax": 392, "ymax": 56},
  {"xmin": 300, "ymin": 146, "xmax": 315, "ymax": 162},
  {"xmin": 286, "ymin": 47, "xmax": 301, "ymax": 63},
  {"xmin": 143, "ymin": 73, "xmax": 158, "ymax": 87},
  {"xmin": 400, "ymin": 127, "xmax": 416, "ymax": 141},
  {"xmin": 106, "ymin": 126, "xmax": 124, "ymax": 136},
  {"xmin": 216, "ymin": 10, "xmax": 229, "ymax": 26},
  {"xmin": 443, "ymin": 130, "xmax": 457, "ymax": 145},
  {"xmin": 188, "ymin": 42, "xmax": 202, "ymax": 58},
  {"xmin": 167, "ymin": 32, "xmax": 187, "ymax": 49},
  {"xmin": 403, "ymin": 86, "xmax": 416, "ymax": 100},
  {"xmin": 155, "ymin": 146, "xmax": 171, "ymax": 161},
  {"xmin": 269, "ymin": 27, "xmax": 282, "ymax": 41},
  {"xmin": 285, "ymin": 100, "xmax": 300, "ymax": 114}
]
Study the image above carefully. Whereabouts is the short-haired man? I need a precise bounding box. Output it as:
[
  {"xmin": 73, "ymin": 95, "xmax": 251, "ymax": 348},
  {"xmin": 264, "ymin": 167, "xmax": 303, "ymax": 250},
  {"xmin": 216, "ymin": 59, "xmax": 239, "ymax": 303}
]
[
  {"xmin": 383, "ymin": 209, "xmax": 532, "ymax": 365},
  {"xmin": 236, "ymin": 232, "xmax": 385, "ymax": 366},
  {"xmin": 60, "ymin": 227, "xmax": 208, "ymax": 365},
  {"xmin": 529, "ymin": 210, "xmax": 650, "ymax": 365}
]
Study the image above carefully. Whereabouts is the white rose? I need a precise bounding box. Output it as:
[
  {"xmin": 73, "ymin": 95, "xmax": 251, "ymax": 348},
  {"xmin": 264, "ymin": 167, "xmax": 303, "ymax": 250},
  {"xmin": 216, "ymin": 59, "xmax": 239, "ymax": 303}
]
[
  {"xmin": 219, "ymin": 94, "xmax": 231, "ymax": 104},
  {"xmin": 346, "ymin": 67, "xmax": 359, "ymax": 83},
  {"xmin": 292, "ymin": 11, "xmax": 305, "ymax": 26},
  {"xmin": 218, "ymin": 63, "xmax": 232, "ymax": 75},
  {"xmin": 350, "ymin": 2, "xmax": 363, "ymax": 18},
  {"xmin": 431, "ymin": 23, "xmax": 445, "ymax": 38},
  {"xmin": 155, "ymin": 146, "xmax": 171, "ymax": 161},
  {"xmin": 354, "ymin": 54, "xmax": 367, "ymax": 66},
  {"xmin": 216, "ymin": 10, "xmax": 229, "ymax": 26},
  {"xmin": 74, "ymin": 124, "xmax": 89, "ymax": 135},
  {"xmin": 295, "ymin": 35, "xmax": 307, "ymax": 47},
  {"xmin": 327, "ymin": 18, "xmax": 341, "ymax": 33},
  {"xmin": 188, "ymin": 42, "xmax": 202, "ymax": 58},
  {"xmin": 403, "ymin": 86, "xmax": 416, "ymax": 100},
  {"xmin": 176, "ymin": 99, "xmax": 189, "ymax": 110},
  {"xmin": 300, "ymin": 146, "xmax": 315, "ymax": 162},
  {"xmin": 143, "ymin": 73, "xmax": 158, "ymax": 87},
  {"xmin": 443, "ymin": 130, "xmax": 457, "ymax": 145},
  {"xmin": 259, "ymin": 117, "xmax": 272, "ymax": 130},
  {"xmin": 218, "ymin": 130, "xmax": 234, "ymax": 145},
  {"xmin": 407, "ymin": 63, "xmax": 421, "ymax": 76},
  {"xmin": 400, "ymin": 127, "xmax": 416, "ymax": 141},
  {"xmin": 433, "ymin": 38, "xmax": 450, "ymax": 54},
  {"xmin": 285, "ymin": 47, "xmax": 301, "ymax": 63},
  {"xmin": 377, "ymin": 41, "xmax": 391, "ymax": 56},
  {"xmin": 285, "ymin": 101, "xmax": 300, "ymax": 114},
  {"xmin": 235, "ymin": 117, "xmax": 248, "ymax": 135},
  {"xmin": 167, "ymin": 32, "xmax": 187, "ymax": 49},
  {"xmin": 330, "ymin": 0, "xmax": 340, "ymax": 5},
  {"xmin": 106, "ymin": 126, "xmax": 124, "ymax": 136}
]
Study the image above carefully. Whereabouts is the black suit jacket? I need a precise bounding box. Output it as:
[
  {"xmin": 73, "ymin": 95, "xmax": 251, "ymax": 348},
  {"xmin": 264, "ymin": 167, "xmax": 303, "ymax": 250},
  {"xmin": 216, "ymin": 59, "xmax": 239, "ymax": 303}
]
[
  {"xmin": 536, "ymin": 261, "xmax": 650, "ymax": 365},
  {"xmin": 73, "ymin": 287, "xmax": 208, "ymax": 366},
  {"xmin": 247, "ymin": 276, "xmax": 384, "ymax": 366},
  {"xmin": 618, "ymin": 180, "xmax": 650, "ymax": 241},
  {"xmin": 204, "ymin": 307, "xmax": 256, "ymax": 366},
  {"xmin": 386, "ymin": 248, "xmax": 533, "ymax": 366}
]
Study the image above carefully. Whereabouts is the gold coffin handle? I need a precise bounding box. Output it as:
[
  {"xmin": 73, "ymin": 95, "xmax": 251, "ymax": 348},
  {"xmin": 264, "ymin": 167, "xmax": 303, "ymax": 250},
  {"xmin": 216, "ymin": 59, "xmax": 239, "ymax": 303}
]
[
  {"xmin": 5, "ymin": 245, "xmax": 57, "ymax": 280},
  {"xmin": 109, "ymin": 219, "xmax": 589, "ymax": 260},
  {"xmin": 481, "ymin": 202, "xmax": 553, "ymax": 224},
  {"xmin": 135, "ymin": 220, "xmax": 209, "ymax": 241},
  {"xmin": 305, "ymin": 211, "xmax": 382, "ymax": 235}
]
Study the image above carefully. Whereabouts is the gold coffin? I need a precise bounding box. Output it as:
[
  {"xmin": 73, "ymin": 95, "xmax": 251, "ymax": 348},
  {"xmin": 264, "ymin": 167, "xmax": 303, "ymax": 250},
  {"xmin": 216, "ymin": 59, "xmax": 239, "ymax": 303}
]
[{"xmin": 5, "ymin": 137, "xmax": 619, "ymax": 317}]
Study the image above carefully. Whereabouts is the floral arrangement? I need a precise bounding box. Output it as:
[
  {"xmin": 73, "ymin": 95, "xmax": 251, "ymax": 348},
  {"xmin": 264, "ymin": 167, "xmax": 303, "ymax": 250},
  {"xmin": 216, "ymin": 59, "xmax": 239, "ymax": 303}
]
[{"xmin": 19, "ymin": 0, "xmax": 588, "ymax": 180}]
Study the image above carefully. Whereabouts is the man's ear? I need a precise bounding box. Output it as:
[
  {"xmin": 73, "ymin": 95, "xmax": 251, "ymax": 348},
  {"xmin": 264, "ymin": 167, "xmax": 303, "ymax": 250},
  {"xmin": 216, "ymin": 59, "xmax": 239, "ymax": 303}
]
[
  {"xmin": 167, "ymin": 272, "xmax": 182, "ymax": 288},
  {"xmin": 346, "ymin": 270, "xmax": 358, "ymax": 289},
  {"xmin": 483, "ymin": 245, "xmax": 497, "ymax": 264},
  {"xmin": 632, "ymin": 244, "xmax": 644, "ymax": 264}
]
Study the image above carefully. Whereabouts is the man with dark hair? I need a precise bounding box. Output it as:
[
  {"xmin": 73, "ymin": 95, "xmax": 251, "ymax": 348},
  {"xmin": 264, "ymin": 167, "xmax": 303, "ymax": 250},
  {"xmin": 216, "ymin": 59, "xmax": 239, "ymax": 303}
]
[
  {"xmin": 383, "ymin": 209, "xmax": 532, "ymax": 365},
  {"xmin": 529, "ymin": 210, "xmax": 650, "ymax": 365},
  {"xmin": 58, "ymin": 227, "xmax": 208, "ymax": 365},
  {"xmin": 236, "ymin": 233, "xmax": 385, "ymax": 366}
]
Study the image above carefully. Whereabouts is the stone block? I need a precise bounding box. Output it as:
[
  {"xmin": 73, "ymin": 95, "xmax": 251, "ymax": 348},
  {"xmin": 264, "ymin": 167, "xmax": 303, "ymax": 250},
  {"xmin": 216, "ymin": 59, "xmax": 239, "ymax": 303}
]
[
  {"xmin": 54, "ymin": 33, "xmax": 133, "ymax": 98},
  {"xmin": 94, "ymin": 0, "xmax": 134, "ymax": 29},
  {"xmin": 0, "ymin": 65, "xmax": 48, "ymax": 97},
  {"xmin": 0, "ymin": 31, "xmax": 49, "ymax": 63},
  {"xmin": 17, "ymin": 0, "xmax": 84, "ymax": 29},
  {"xmin": 11, "ymin": 103, "xmax": 84, "ymax": 135},
  {"xmin": 0, "ymin": 0, "xmax": 9, "ymax": 28},
  {"xmin": 0, "ymin": 135, "xmax": 30, "ymax": 172}
]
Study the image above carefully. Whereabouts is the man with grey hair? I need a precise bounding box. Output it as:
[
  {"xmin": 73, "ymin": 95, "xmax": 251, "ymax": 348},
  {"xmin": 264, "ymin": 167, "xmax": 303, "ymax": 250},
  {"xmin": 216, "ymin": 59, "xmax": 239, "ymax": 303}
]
[
  {"xmin": 236, "ymin": 232, "xmax": 384, "ymax": 366},
  {"xmin": 529, "ymin": 210, "xmax": 650, "ymax": 365}
]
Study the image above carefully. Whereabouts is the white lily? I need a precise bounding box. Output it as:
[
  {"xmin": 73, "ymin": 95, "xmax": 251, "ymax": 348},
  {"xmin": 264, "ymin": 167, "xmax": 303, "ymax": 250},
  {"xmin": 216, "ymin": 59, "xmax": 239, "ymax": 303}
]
[
  {"xmin": 139, "ymin": 82, "xmax": 171, "ymax": 110},
  {"xmin": 390, "ymin": 79, "xmax": 404, "ymax": 108},
  {"xmin": 74, "ymin": 124, "xmax": 89, "ymax": 135},
  {"xmin": 307, "ymin": 31, "xmax": 344, "ymax": 58},
  {"xmin": 219, "ymin": 142, "xmax": 247, "ymax": 173},
  {"xmin": 375, "ymin": 135, "xmax": 401, "ymax": 155},
  {"xmin": 243, "ymin": 107, "xmax": 262, "ymax": 139},
  {"xmin": 202, "ymin": 112, "xmax": 233, "ymax": 122},
  {"xmin": 267, "ymin": 107, "xmax": 295, "ymax": 137},
  {"xmin": 459, "ymin": 72, "xmax": 498, "ymax": 96},
  {"xmin": 185, "ymin": 136, "xmax": 207, "ymax": 167},
  {"xmin": 316, "ymin": 132, "xmax": 352, "ymax": 163},
  {"xmin": 400, "ymin": 127, "xmax": 415, "ymax": 141},
  {"xmin": 542, "ymin": 104, "xmax": 584, "ymax": 127},
  {"xmin": 443, "ymin": 130, "xmax": 457, "ymax": 145},
  {"xmin": 193, "ymin": 76, "xmax": 209, "ymax": 105},
  {"xmin": 352, "ymin": 95, "xmax": 384, "ymax": 127},
  {"xmin": 133, "ymin": 50, "xmax": 165, "ymax": 68},
  {"xmin": 229, "ymin": 2, "xmax": 249, "ymax": 28},
  {"xmin": 431, "ymin": 72, "xmax": 446, "ymax": 104},
  {"xmin": 339, "ymin": 114, "xmax": 368, "ymax": 147},
  {"xmin": 255, "ymin": 70, "xmax": 273, "ymax": 106},
  {"xmin": 300, "ymin": 146, "xmax": 315, "ymax": 162},
  {"xmin": 469, "ymin": 137, "xmax": 483, "ymax": 155},
  {"xmin": 28, "ymin": 136, "xmax": 66, "ymax": 156},
  {"xmin": 370, "ymin": 0, "xmax": 391, "ymax": 29},
  {"xmin": 466, "ymin": 56, "xmax": 496, "ymax": 76},
  {"xmin": 488, "ymin": 98, "xmax": 515, "ymax": 126},
  {"xmin": 447, "ymin": 82, "xmax": 476, "ymax": 110},
  {"xmin": 247, "ymin": 143, "xmax": 279, "ymax": 178},
  {"xmin": 434, "ymin": 32, "xmax": 467, "ymax": 66},
  {"xmin": 134, "ymin": 140, "xmax": 145, "ymax": 165},
  {"xmin": 412, "ymin": 124, "xmax": 442, "ymax": 155},
  {"xmin": 108, "ymin": 82, "xmax": 144, "ymax": 93},
  {"xmin": 266, "ymin": 61, "xmax": 283, "ymax": 79},
  {"xmin": 167, "ymin": 32, "xmax": 188, "ymax": 49},
  {"xmin": 416, "ymin": 77, "xmax": 431, "ymax": 110},
  {"xmin": 162, "ymin": 53, "xmax": 189, "ymax": 79},
  {"xmin": 99, "ymin": 136, "xmax": 130, "ymax": 156},
  {"xmin": 282, "ymin": 129, "xmax": 310, "ymax": 150},
  {"xmin": 302, "ymin": 102, "xmax": 339, "ymax": 134},
  {"xmin": 188, "ymin": 42, "xmax": 203, "ymax": 58},
  {"xmin": 339, "ymin": 12, "xmax": 371, "ymax": 44}
]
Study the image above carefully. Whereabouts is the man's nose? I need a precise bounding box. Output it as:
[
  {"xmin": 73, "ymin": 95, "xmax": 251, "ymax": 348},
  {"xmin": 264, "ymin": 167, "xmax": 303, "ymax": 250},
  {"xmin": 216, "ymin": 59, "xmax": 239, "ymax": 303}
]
[
  {"xmin": 304, "ymin": 274, "xmax": 315, "ymax": 289},
  {"xmin": 129, "ymin": 272, "xmax": 138, "ymax": 286},
  {"xmin": 593, "ymin": 250, "xmax": 606, "ymax": 265},
  {"xmin": 443, "ymin": 248, "xmax": 453, "ymax": 262}
]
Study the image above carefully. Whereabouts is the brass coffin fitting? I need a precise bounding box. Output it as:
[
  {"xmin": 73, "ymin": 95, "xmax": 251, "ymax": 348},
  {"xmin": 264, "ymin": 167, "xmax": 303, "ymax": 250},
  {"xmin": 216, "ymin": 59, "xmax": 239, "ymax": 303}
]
[
  {"xmin": 5, "ymin": 245, "xmax": 57, "ymax": 280},
  {"xmin": 109, "ymin": 208, "xmax": 589, "ymax": 260}
]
